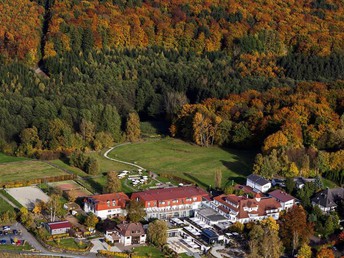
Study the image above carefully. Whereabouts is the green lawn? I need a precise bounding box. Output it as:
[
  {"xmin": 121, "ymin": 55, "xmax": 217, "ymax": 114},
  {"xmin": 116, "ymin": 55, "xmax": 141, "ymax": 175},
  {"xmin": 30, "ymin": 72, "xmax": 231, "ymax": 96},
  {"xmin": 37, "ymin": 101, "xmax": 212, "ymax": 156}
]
[
  {"xmin": 0, "ymin": 190, "xmax": 23, "ymax": 208},
  {"xmin": 0, "ymin": 153, "xmax": 28, "ymax": 163},
  {"xmin": 322, "ymin": 178, "xmax": 338, "ymax": 188},
  {"xmin": 107, "ymin": 138, "xmax": 255, "ymax": 187},
  {"xmin": 49, "ymin": 159, "xmax": 88, "ymax": 177},
  {"xmin": 86, "ymin": 151, "xmax": 133, "ymax": 173},
  {"xmin": 0, "ymin": 197, "xmax": 15, "ymax": 213},
  {"xmin": 0, "ymin": 160, "xmax": 69, "ymax": 184},
  {"xmin": 0, "ymin": 243, "xmax": 32, "ymax": 251},
  {"xmin": 47, "ymin": 238, "xmax": 89, "ymax": 250},
  {"xmin": 132, "ymin": 246, "xmax": 164, "ymax": 257}
]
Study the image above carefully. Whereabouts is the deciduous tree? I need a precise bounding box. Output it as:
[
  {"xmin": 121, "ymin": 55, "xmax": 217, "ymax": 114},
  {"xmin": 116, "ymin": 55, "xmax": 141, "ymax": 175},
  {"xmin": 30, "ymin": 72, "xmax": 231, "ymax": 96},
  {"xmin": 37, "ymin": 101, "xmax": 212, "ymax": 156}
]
[
  {"xmin": 104, "ymin": 171, "xmax": 122, "ymax": 193},
  {"xmin": 147, "ymin": 220, "xmax": 168, "ymax": 247},
  {"xmin": 127, "ymin": 199, "xmax": 146, "ymax": 223},
  {"xmin": 279, "ymin": 205, "xmax": 313, "ymax": 255},
  {"xmin": 125, "ymin": 112, "xmax": 141, "ymax": 142}
]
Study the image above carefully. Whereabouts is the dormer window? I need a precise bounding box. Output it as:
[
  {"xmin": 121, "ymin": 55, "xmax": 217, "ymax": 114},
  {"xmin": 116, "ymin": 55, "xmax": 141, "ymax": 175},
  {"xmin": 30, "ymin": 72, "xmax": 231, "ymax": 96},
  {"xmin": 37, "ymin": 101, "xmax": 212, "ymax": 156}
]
[
  {"xmin": 112, "ymin": 200, "xmax": 116, "ymax": 206},
  {"xmin": 107, "ymin": 200, "xmax": 110, "ymax": 207}
]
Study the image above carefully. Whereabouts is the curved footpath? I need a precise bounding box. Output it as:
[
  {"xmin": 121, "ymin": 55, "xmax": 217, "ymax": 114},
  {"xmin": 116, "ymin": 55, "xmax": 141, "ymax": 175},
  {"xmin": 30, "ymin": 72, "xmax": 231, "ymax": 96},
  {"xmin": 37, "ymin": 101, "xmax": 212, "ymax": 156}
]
[{"xmin": 103, "ymin": 143, "xmax": 145, "ymax": 170}]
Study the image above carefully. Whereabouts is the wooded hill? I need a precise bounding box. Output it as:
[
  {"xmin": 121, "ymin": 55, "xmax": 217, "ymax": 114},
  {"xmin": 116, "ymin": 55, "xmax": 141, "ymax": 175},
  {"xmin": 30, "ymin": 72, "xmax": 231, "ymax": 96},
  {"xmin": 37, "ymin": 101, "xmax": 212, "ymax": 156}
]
[
  {"xmin": 0, "ymin": 0, "xmax": 343, "ymax": 183},
  {"xmin": 1, "ymin": 0, "xmax": 344, "ymax": 64}
]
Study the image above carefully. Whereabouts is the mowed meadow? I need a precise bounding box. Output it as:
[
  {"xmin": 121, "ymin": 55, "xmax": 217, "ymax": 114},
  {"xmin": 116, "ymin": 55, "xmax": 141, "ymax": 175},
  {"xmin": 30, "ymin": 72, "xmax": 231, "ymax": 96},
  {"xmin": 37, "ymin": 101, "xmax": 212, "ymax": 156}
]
[
  {"xmin": 108, "ymin": 138, "xmax": 256, "ymax": 188},
  {"xmin": 0, "ymin": 153, "xmax": 69, "ymax": 184}
]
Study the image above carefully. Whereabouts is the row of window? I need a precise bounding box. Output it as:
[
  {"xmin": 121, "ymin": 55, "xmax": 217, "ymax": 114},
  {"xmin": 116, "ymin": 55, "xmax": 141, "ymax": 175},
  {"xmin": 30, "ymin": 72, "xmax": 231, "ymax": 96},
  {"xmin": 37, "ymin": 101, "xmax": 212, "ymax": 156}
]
[{"xmin": 147, "ymin": 197, "xmax": 198, "ymax": 207}]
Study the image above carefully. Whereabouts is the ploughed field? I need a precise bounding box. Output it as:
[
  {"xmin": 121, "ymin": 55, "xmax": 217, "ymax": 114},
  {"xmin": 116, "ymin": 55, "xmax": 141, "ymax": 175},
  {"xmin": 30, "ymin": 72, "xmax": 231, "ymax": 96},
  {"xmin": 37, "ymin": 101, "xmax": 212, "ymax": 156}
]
[{"xmin": 107, "ymin": 138, "xmax": 255, "ymax": 187}]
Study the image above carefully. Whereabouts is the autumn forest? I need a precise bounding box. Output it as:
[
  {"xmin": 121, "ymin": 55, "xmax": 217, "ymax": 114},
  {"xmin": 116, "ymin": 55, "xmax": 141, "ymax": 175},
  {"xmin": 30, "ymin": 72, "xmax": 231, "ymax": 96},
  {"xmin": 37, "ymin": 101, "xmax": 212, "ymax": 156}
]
[{"xmin": 0, "ymin": 0, "xmax": 343, "ymax": 184}]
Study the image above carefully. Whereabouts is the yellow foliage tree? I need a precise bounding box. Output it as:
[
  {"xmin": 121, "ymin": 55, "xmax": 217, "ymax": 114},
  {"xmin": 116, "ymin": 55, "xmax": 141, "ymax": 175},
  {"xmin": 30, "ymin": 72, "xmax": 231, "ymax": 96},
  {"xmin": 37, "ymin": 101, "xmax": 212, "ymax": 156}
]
[{"xmin": 262, "ymin": 130, "xmax": 288, "ymax": 153}]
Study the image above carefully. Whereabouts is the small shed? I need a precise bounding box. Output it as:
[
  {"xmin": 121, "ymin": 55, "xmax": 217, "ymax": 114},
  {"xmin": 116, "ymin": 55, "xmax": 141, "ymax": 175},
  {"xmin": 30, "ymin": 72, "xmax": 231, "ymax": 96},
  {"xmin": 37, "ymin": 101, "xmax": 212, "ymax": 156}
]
[{"xmin": 46, "ymin": 221, "xmax": 72, "ymax": 235}]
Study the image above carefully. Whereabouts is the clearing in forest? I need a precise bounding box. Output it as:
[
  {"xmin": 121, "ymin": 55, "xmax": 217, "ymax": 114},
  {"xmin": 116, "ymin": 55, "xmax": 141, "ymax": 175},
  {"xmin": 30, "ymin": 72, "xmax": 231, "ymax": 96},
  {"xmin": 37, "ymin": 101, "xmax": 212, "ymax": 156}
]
[{"xmin": 107, "ymin": 138, "xmax": 255, "ymax": 188}]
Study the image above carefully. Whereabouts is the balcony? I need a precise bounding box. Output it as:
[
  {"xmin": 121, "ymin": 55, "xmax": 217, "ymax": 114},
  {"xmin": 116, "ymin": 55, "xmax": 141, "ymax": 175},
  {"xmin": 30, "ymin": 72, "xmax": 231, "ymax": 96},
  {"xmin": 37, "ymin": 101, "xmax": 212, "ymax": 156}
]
[{"xmin": 146, "ymin": 205, "xmax": 192, "ymax": 213}]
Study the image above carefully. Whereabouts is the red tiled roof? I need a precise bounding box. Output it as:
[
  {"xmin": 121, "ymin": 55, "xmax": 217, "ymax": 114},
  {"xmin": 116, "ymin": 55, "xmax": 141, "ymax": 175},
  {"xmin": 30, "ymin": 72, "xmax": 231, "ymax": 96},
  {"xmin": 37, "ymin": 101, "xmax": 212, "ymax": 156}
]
[
  {"xmin": 86, "ymin": 192, "xmax": 129, "ymax": 211},
  {"xmin": 269, "ymin": 190, "xmax": 295, "ymax": 203},
  {"xmin": 131, "ymin": 186, "xmax": 209, "ymax": 202},
  {"xmin": 48, "ymin": 221, "xmax": 71, "ymax": 230}
]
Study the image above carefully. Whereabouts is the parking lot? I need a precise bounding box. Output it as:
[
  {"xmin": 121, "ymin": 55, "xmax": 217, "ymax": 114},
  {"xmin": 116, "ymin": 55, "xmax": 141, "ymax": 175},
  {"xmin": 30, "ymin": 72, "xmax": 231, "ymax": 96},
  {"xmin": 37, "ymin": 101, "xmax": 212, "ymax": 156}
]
[{"xmin": 0, "ymin": 223, "xmax": 24, "ymax": 246}]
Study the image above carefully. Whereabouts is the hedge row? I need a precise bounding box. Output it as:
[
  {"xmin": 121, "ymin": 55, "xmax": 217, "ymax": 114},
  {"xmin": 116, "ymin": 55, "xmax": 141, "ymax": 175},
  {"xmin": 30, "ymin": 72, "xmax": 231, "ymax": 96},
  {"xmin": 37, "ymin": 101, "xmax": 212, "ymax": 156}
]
[
  {"xmin": 2, "ymin": 174, "xmax": 76, "ymax": 188},
  {"xmin": 98, "ymin": 250, "xmax": 129, "ymax": 257}
]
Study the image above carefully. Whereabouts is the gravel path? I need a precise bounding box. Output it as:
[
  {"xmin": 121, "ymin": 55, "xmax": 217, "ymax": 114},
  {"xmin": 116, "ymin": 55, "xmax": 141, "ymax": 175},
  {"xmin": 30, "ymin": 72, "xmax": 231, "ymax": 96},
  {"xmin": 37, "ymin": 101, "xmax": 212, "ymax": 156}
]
[{"xmin": 103, "ymin": 143, "xmax": 145, "ymax": 170}]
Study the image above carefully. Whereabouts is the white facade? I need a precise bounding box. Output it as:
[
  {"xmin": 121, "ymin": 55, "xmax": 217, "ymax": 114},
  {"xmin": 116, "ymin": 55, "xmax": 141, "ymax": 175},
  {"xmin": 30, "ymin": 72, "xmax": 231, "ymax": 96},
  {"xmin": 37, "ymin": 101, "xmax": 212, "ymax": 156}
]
[
  {"xmin": 246, "ymin": 179, "xmax": 271, "ymax": 193},
  {"xmin": 84, "ymin": 202, "xmax": 126, "ymax": 220},
  {"xmin": 280, "ymin": 199, "xmax": 295, "ymax": 210},
  {"xmin": 209, "ymin": 198, "xmax": 280, "ymax": 224},
  {"xmin": 311, "ymin": 202, "xmax": 334, "ymax": 213},
  {"xmin": 105, "ymin": 231, "xmax": 146, "ymax": 246},
  {"xmin": 145, "ymin": 202, "xmax": 203, "ymax": 219}
]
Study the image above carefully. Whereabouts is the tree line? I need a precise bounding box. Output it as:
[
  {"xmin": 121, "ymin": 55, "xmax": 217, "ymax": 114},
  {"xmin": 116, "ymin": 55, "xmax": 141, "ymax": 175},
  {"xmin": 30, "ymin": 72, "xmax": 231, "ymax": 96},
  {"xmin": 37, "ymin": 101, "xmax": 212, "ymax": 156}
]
[{"xmin": 172, "ymin": 82, "xmax": 344, "ymax": 180}]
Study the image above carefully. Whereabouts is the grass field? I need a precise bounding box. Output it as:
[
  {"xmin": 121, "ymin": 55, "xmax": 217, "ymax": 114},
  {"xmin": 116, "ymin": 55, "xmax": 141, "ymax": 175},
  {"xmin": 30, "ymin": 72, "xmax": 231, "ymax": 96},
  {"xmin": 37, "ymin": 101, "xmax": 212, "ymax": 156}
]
[
  {"xmin": 0, "ymin": 153, "xmax": 28, "ymax": 163},
  {"xmin": 0, "ymin": 160, "xmax": 69, "ymax": 184},
  {"xmin": 0, "ymin": 243, "xmax": 32, "ymax": 251},
  {"xmin": 0, "ymin": 190, "xmax": 23, "ymax": 208},
  {"xmin": 86, "ymin": 151, "xmax": 133, "ymax": 173},
  {"xmin": 132, "ymin": 246, "xmax": 164, "ymax": 257},
  {"xmin": 0, "ymin": 197, "xmax": 15, "ymax": 213},
  {"xmin": 49, "ymin": 159, "xmax": 88, "ymax": 177},
  {"xmin": 108, "ymin": 138, "xmax": 255, "ymax": 187},
  {"xmin": 47, "ymin": 238, "xmax": 89, "ymax": 250}
]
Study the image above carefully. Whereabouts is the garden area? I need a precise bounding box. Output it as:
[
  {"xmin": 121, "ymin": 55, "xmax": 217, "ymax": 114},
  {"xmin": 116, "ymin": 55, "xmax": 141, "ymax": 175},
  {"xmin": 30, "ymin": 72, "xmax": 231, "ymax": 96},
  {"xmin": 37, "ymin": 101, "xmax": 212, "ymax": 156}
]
[
  {"xmin": 132, "ymin": 246, "xmax": 165, "ymax": 257},
  {"xmin": 46, "ymin": 237, "xmax": 90, "ymax": 251}
]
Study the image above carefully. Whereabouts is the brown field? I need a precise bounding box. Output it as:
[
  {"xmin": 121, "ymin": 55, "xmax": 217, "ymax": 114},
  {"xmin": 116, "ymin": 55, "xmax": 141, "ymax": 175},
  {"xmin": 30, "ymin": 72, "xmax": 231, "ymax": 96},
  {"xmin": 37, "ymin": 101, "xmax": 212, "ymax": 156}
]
[{"xmin": 49, "ymin": 180, "xmax": 93, "ymax": 197}]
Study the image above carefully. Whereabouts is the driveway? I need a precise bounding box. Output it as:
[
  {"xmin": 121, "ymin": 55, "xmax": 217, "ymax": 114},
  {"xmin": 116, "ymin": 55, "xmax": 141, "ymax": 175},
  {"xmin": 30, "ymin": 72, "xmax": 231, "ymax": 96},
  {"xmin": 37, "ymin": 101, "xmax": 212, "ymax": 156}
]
[{"xmin": 90, "ymin": 238, "xmax": 121, "ymax": 253}]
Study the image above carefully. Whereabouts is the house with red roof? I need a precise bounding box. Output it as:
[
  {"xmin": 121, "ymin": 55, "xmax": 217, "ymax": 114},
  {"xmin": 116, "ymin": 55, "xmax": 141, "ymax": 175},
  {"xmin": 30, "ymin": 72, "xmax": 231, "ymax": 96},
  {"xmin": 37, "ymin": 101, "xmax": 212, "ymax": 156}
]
[
  {"xmin": 269, "ymin": 190, "xmax": 296, "ymax": 210},
  {"xmin": 131, "ymin": 186, "xmax": 210, "ymax": 219},
  {"xmin": 84, "ymin": 192, "xmax": 129, "ymax": 219},
  {"xmin": 46, "ymin": 221, "xmax": 72, "ymax": 235},
  {"xmin": 210, "ymin": 193, "xmax": 281, "ymax": 223}
]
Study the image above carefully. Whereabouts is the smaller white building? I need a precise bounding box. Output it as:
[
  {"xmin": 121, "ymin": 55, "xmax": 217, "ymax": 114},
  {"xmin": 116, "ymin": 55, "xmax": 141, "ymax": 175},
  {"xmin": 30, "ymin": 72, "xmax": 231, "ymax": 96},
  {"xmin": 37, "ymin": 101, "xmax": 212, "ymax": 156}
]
[
  {"xmin": 46, "ymin": 221, "xmax": 72, "ymax": 235},
  {"xmin": 268, "ymin": 190, "xmax": 296, "ymax": 210},
  {"xmin": 105, "ymin": 222, "xmax": 146, "ymax": 246},
  {"xmin": 246, "ymin": 174, "xmax": 271, "ymax": 193}
]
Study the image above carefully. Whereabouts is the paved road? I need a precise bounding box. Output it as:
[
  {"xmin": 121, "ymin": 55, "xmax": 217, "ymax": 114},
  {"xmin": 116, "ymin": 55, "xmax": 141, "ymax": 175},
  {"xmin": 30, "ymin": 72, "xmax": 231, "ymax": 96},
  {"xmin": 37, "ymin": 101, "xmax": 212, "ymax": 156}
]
[{"xmin": 0, "ymin": 194, "xmax": 95, "ymax": 257}]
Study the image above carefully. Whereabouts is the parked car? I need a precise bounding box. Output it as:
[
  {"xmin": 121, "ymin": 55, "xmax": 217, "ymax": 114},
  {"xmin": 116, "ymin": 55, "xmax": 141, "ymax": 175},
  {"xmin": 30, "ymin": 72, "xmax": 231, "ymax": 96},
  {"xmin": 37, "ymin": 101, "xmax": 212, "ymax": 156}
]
[
  {"xmin": 13, "ymin": 229, "xmax": 18, "ymax": 235},
  {"xmin": 0, "ymin": 239, "xmax": 6, "ymax": 245},
  {"xmin": 3, "ymin": 226, "xmax": 10, "ymax": 231},
  {"xmin": 0, "ymin": 231, "xmax": 3, "ymax": 236}
]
